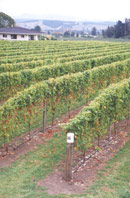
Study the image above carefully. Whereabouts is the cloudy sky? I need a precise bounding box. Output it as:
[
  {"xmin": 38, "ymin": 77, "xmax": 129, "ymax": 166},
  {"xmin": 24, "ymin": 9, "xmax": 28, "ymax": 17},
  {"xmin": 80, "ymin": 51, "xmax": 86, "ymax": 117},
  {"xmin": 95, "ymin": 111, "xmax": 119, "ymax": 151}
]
[{"xmin": 0, "ymin": 0, "xmax": 130, "ymax": 21}]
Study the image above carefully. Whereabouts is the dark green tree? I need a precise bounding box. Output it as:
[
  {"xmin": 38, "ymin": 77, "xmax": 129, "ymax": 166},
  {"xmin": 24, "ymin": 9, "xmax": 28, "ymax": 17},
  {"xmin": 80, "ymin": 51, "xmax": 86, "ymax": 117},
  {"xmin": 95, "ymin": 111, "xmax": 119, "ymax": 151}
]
[
  {"xmin": 64, "ymin": 31, "xmax": 71, "ymax": 37},
  {"xmin": 124, "ymin": 19, "xmax": 130, "ymax": 36},
  {"xmin": 102, "ymin": 30, "xmax": 106, "ymax": 38},
  {"xmin": 34, "ymin": 25, "xmax": 41, "ymax": 32},
  {"xmin": 0, "ymin": 12, "xmax": 15, "ymax": 28},
  {"xmin": 114, "ymin": 20, "xmax": 124, "ymax": 38},
  {"xmin": 106, "ymin": 26, "xmax": 115, "ymax": 37},
  {"xmin": 91, "ymin": 27, "xmax": 97, "ymax": 36},
  {"xmin": 102, "ymin": 19, "xmax": 130, "ymax": 39}
]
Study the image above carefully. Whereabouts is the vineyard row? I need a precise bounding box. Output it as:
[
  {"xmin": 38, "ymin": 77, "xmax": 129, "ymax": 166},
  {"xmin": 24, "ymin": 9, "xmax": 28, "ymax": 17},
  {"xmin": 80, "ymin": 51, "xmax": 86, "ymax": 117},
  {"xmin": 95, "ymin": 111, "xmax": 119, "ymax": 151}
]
[
  {"xmin": 1, "ymin": 45, "xmax": 129, "ymax": 73},
  {"xmin": 63, "ymin": 77, "xmax": 130, "ymax": 150},
  {"xmin": 1, "ymin": 52, "xmax": 130, "ymax": 101},
  {"xmin": 0, "ymin": 57, "xmax": 130, "ymax": 144}
]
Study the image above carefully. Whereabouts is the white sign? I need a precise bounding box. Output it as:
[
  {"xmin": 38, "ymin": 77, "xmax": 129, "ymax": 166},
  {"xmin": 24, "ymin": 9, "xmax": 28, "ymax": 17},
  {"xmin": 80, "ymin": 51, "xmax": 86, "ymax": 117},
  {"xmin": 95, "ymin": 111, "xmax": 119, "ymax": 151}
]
[{"xmin": 67, "ymin": 133, "xmax": 74, "ymax": 143}]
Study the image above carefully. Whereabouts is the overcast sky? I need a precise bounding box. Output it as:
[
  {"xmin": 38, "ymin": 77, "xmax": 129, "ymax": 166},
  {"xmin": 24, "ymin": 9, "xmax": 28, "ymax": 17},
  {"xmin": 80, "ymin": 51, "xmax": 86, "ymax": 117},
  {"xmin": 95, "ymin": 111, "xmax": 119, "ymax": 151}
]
[{"xmin": 0, "ymin": 0, "xmax": 130, "ymax": 21}]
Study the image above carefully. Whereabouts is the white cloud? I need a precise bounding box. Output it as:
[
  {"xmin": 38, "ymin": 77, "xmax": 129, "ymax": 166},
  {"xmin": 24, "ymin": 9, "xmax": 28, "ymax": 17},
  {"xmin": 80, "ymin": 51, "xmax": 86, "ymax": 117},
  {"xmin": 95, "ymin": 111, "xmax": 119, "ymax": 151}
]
[{"xmin": 0, "ymin": 0, "xmax": 130, "ymax": 21}]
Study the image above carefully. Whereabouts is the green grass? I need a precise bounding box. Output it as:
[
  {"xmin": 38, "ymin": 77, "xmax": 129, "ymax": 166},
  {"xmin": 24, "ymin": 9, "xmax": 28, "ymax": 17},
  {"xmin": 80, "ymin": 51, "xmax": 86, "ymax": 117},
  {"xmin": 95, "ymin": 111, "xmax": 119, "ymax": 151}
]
[
  {"xmin": 0, "ymin": 131, "xmax": 67, "ymax": 198},
  {"xmin": 0, "ymin": 134, "xmax": 129, "ymax": 198},
  {"xmin": 83, "ymin": 136, "xmax": 130, "ymax": 198}
]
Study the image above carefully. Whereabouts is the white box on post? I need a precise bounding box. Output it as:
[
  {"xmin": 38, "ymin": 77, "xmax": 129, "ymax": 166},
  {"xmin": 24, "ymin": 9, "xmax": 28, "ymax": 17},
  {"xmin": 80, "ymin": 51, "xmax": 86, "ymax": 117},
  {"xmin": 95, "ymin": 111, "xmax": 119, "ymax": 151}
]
[{"xmin": 67, "ymin": 133, "xmax": 74, "ymax": 143}]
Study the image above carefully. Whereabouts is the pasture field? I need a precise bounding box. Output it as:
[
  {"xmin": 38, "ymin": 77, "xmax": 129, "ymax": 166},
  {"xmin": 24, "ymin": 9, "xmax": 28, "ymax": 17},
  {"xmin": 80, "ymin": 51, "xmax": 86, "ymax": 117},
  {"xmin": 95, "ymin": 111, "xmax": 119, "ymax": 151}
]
[{"xmin": 0, "ymin": 40, "xmax": 130, "ymax": 198}]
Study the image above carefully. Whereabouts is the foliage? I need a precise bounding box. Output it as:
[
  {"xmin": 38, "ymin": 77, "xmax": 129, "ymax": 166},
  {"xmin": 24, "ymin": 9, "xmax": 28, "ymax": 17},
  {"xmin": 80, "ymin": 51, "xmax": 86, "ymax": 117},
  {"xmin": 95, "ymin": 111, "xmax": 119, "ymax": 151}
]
[
  {"xmin": 102, "ymin": 19, "xmax": 130, "ymax": 38},
  {"xmin": 1, "ymin": 50, "xmax": 130, "ymax": 100},
  {"xmin": 0, "ymin": 12, "xmax": 15, "ymax": 28},
  {"xmin": 91, "ymin": 27, "xmax": 97, "ymax": 36},
  {"xmin": 34, "ymin": 25, "xmax": 41, "ymax": 32},
  {"xmin": 64, "ymin": 31, "xmax": 71, "ymax": 37},
  {"xmin": 0, "ymin": 56, "xmax": 130, "ymax": 144},
  {"xmin": 63, "ymin": 78, "xmax": 130, "ymax": 151},
  {"xmin": 1, "ymin": 42, "xmax": 128, "ymax": 66},
  {"xmin": 0, "ymin": 40, "xmax": 130, "ymax": 146}
]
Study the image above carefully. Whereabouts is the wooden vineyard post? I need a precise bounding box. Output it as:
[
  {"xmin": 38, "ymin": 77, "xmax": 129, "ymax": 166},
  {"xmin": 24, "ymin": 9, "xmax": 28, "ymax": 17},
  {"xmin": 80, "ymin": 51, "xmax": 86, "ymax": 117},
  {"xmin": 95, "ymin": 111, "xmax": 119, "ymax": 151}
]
[
  {"xmin": 127, "ymin": 113, "xmax": 129, "ymax": 126},
  {"xmin": 65, "ymin": 133, "xmax": 74, "ymax": 181},
  {"xmin": 114, "ymin": 122, "xmax": 116, "ymax": 135},
  {"xmin": 108, "ymin": 124, "xmax": 112, "ymax": 141},
  {"xmin": 43, "ymin": 101, "xmax": 47, "ymax": 133}
]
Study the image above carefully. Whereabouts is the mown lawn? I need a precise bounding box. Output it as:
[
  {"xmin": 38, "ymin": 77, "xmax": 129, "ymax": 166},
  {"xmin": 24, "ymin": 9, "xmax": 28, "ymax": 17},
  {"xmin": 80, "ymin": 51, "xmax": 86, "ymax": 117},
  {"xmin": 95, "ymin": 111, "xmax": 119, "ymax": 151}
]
[
  {"xmin": 81, "ymin": 134, "xmax": 130, "ymax": 198},
  {"xmin": 0, "ymin": 131, "xmax": 66, "ymax": 198}
]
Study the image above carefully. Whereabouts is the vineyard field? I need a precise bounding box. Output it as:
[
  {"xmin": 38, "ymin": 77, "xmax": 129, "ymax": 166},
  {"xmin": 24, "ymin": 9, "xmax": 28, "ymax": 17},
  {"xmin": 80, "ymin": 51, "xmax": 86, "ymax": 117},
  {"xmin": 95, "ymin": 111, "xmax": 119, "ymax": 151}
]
[{"xmin": 0, "ymin": 40, "xmax": 130, "ymax": 148}]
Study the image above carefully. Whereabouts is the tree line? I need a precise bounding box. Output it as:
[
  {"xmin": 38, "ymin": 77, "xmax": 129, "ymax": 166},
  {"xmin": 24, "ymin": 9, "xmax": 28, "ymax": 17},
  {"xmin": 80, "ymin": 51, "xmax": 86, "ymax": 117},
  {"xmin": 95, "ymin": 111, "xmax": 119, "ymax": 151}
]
[{"xmin": 102, "ymin": 19, "xmax": 130, "ymax": 38}]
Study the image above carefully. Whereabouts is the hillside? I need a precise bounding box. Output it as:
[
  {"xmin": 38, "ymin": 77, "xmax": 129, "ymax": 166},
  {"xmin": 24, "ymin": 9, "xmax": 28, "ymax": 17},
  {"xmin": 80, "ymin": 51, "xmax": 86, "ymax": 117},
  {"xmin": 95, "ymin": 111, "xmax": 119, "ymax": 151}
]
[{"xmin": 15, "ymin": 19, "xmax": 115, "ymax": 32}]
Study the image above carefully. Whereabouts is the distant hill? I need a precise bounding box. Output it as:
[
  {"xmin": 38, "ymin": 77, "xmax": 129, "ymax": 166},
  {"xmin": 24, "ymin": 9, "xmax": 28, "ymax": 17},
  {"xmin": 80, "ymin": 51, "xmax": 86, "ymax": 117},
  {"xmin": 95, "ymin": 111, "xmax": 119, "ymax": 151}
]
[{"xmin": 15, "ymin": 19, "xmax": 115, "ymax": 33}]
